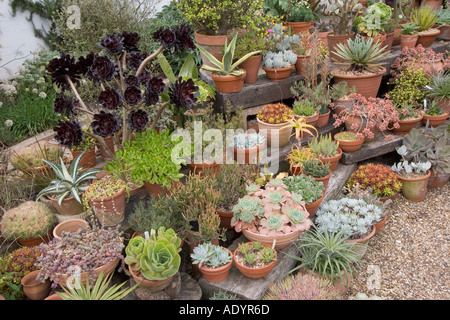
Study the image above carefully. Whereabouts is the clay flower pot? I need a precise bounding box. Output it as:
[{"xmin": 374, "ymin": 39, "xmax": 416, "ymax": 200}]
[
  {"xmin": 421, "ymin": 111, "xmax": 449, "ymax": 127},
  {"xmin": 53, "ymin": 219, "xmax": 90, "ymax": 239},
  {"xmin": 327, "ymin": 33, "xmax": 354, "ymax": 63},
  {"xmin": 382, "ymin": 31, "xmax": 395, "ymax": 52},
  {"xmin": 17, "ymin": 230, "xmax": 53, "ymax": 247},
  {"xmin": 286, "ymin": 21, "xmax": 314, "ymax": 35},
  {"xmin": 262, "ymin": 65, "xmax": 294, "ymax": 82},
  {"xmin": 233, "ymin": 141, "xmax": 265, "ymax": 165},
  {"xmin": 71, "ymin": 147, "xmax": 96, "ymax": 168},
  {"xmin": 198, "ymin": 248, "xmax": 233, "ymax": 282},
  {"xmin": 400, "ymin": 34, "xmax": 419, "ymax": 50},
  {"xmin": 333, "ymin": 98, "xmax": 353, "ymax": 116},
  {"xmin": 242, "ymin": 229, "xmax": 303, "ymax": 250},
  {"xmin": 210, "ymin": 71, "xmax": 246, "ymax": 93},
  {"xmin": 316, "ymin": 109, "xmax": 331, "ymax": 128},
  {"xmin": 296, "ymin": 113, "xmax": 319, "ymax": 131},
  {"xmin": 129, "ymin": 267, "xmax": 174, "ymax": 292},
  {"xmin": 194, "ymin": 31, "xmax": 228, "ymax": 68},
  {"xmin": 428, "ymin": 169, "xmax": 450, "ymax": 188},
  {"xmin": 216, "ymin": 209, "xmax": 234, "ymax": 230},
  {"xmin": 416, "ymin": 28, "xmax": 441, "ymax": 48},
  {"xmin": 305, "ymin": 191, "xmax": 325, "ymax": 218},
  {"xmin": 438, "ymin": 25, "xmax": 450, "ymax": 41},
  {"xmin": 319, "ymin": 147, "xmax": 342, "ymax": 171},
  {"xmin": 345, "ymin": 225, "xmax": 376, "ymax": 259},
  {"xmin": 312, "ymin": 172, "xmax": 332, "ymax": 190},
  {"xmin": 392, "ymin": 115, "xmax": 423, "ymax": 135},
  {"xmin": 257, "ymin": 118, "xmax": 292, "ymax": 147},
  {"xmin": 233, "ymin": 242, "xmax": 277, "ymax": 279},
  {"xmin": 374, "ymin": 214, "xmax": 388, "ymax": 235},
  {"xmin": 49, "ymin": 195, "xmax": 85, "ymax": 216},
  {"xmin": 290, "ymin": 162, "xmax": 302, "ymax": 176},
  {"xmin": 21, "ymin": 270, "xmax": 51, "ymax": 300},
  {"xmin": 295, "ymin": 54, "xmax": 310, "ymax": 75},
  {"xmin": 334, "ymin": 132, "xmax": 364, "ymax": 152},
  {"xmin": 240, "ymin": 54, "xmax": 262, "ymax": 84},
  {"xmin": 396, "ymin": 170, "xmax": 432, "ymax": 202},
  {"xmin": 332, "ymin": 66, "xmax": 386, "ymax": 98},
  {"xmin": 344, "ymin": 116, "xmax": 380, "ymax": 143},
  {"xmin": 188, "ymin": 161, "xmax": 220, "ymax": 176}
]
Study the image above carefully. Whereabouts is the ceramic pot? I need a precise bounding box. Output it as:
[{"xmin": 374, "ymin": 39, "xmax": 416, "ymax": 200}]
[
  {"xmin": 71, "ymin": 147, "xmax": 96, "ymax": 168},
  {"xmin": 305, "ymin": 191, "xmax": 325, "ymax": 218},
  {"xmin": 290, "ymin": 163, "xmax": 302, "ymax": 176},
  {"xmin": 327, "ymin": 33, "xmax": 353, "ymax": 62},
  {"xmin": 187, "ymin": 161, "xmax": 220, "ymax": 176},
  {"xmin": 257, "ymin": 118, "xmax": 292, "ymax": 147},
  {"xmin": 334, "ymin": 132, "xmax": 364, "ymax": 152},
  {"xmin": 233, "ymin": 242, "xmax": 277, "ymax": 279},
  {"xmin": 421, "ymin": 111, "xmax": 449, "ymax": 127},
  {"xmin": 233, "ymin": 141, "xmax": 265, "ymax": 165},
  {"xmin": 319, "ymin": 147, "xmax": 342, "ymax": 171},
  {"xmin": 242, "ymin": 229, "xmax": 303, "ymax": 250},
  {"xmin": 49, "ymin": 195, "xmax": 85, "ymax": 216},
  {"xmin": 44, "ymin": 293, "xmax": 65, "ymax": 300},
  {"xmin": 416, "ymin": 28, "xmax": 441, "ymax": 48},
  {"xmin": 295, "ymin": 54, "xmax": 310, "ymax": 75},
  {"xmin": 240, "ymin": 54, "xmax": 262, "ymax": 84},
  {"xmin": 210, "ymin": 72, "xmax": 245, "ymax": 93},
  {"xmin": 198, "ymin": 248, "xmax": 233, "ymax": 282},
  {"xmin": 397, "ymin": 170, "xmax": 431, "ymax": 202},
  {"xmin": 332, "ymin": 66, "xmax": 386, "ymax": 98},
  {"xmin": 129, "ymin": 267, "xmax": 174, "ymax": 292},
  {"xmin": 216, "ymin": 209, "xmax": 234, "ymax": 230},
  {"xmin": 318, "ymin": 31, "xmax": 332, "ymax": 46},
  {"xmin": 21, "ymin": 270, "xmax": 51, "ymax": 300},
  {"xmin": 296, "ymin": 113, "xmax": 319, "ymax": 133},
  {"xmin": 428, "ymin": 169, "xmax": 450, "ymax": 188},
  {"xmin": 262, "ymin": 65, "xmax": 294, "ymax": 82},
  {"xmin": 392, "ymin": 115, "xmax": 423, "ymax": 135},
  {"xmin": 194, "ymin": 31, "xmax": 228, "ymax": 68},
  {"xmin": 286, "ymin": 21, "xmax": 314, "ymax": 35},
  {"xmin": 345, "ymin": 225, "xmax": 376, "ymax": 259},
  {"xmin": 422, "ymin": 0, "xmax": 443, "ymax": 9},
  {"xmin": 316, "ymin": 109, "xmax": 331, "ymax": 128},
  {"xmin": 53, "ymin": 219, "xmax": 90, "ymax": 239},
  {"xmin": 400, "ymin": 34, "xmax": 419, "ymax": 50},
  {"xmin": 344, "ymin": 116, "xmax": 380, "ymax": 143},
  {"xmin": 379, "ymin": 193, "xmax": 398, "ymax": 203}
]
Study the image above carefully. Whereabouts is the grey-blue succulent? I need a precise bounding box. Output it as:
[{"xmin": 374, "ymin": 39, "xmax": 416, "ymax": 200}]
[{"xmin": 233, "ymin": 132, "xmax": 265, "ymax": 149}]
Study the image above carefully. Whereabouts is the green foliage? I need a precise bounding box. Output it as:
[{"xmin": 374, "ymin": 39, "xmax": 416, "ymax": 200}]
[
  {"xmin": 293, "ymin": 100, "xmax": 316, "ymax": 117},
  {"xmin": 388, "ymin": 68, "xmax": 430, "ymax": 108},
  {"xmin": 424, "ymin": 101, "xmax": 445, "ymax": 116},
  {"xmin": 257, "ymin": 103, "xmax": 294, "ymax": 124},
  {"xmin": 308, "ymin": 134, "xmax": 339, "ymax": 157},
  {"xmin": 325, "ymin": 0, "xmax": 365, "ymax": 36},
  {"xmin": 288, "ymin": 5, "xmax": 315, "ymax": 22},
  {"xmin": 428, "ymin": 72, "xmax": 450, "ymax": 101},
  {"xmin": 411, "ymin": 5, "xmax": 438, "ymax": 32},
  {"xmin": 210, "ymin": 290, "xmax": 240, "ymax": 300},
  {"xmin": 437, "ymin": 8, "xmax": 450, "ymax": 26},
  {"xmin": 234, "ymin": 31, "xmax": 270, "ymax": 61},
  {"xmin": 0, "ymin": 176, "xmax": 35, "ymax": 212},
  {"xmin": 190, "ymin": 242, "xmax": 232, "ymax": 268},
  {"xmin": 302, "ymin": 158, "xmax": 331, "ymax": 179},
  {"xmin": 400, "ymin": 23, "xmax": 419, "ymax": 35},
  {"xmin": 177, "ymin": 0, "xmax": 265, "ymax": 35},
  {"xmin": 355, "ymin": 2, "xmax": 392, "ymax": 37},
  {"xmin": 283, "ymin": 175, "xmax": 324, "ymax": 204},
  {"xmin": 330, "ymin": 81, "xmax": 356, "ymax": 100},
  {"xmin": 291, "ymin": 81, "xmax": 332, "ymax": 114}
]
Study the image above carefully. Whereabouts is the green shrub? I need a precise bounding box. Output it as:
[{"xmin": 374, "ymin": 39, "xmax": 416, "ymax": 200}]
[{"xmin": 389, "ymin": 68, "xmax": 430, "ymax": 108}]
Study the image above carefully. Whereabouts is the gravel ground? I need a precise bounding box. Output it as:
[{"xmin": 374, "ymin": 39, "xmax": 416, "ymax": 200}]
[{"xmin": 347, "ymin": 183, "xmax": 450, "ymax": 300}]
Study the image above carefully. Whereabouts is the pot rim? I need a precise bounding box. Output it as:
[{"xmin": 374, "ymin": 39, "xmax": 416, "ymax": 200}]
[
  {"xmin": 233, "ymin": 241, "xmax": 277, "ymax": 270},
  {"xmin": 85, "ymin": 179, "xmax": 126, "ymax": 202},
  {"xmin": 334, "ymin": 131, "xmax": 364, "ymax": 143},
  {"xmin": 332, "ymin": 66, "xmax": 386, "ymax": 79}
]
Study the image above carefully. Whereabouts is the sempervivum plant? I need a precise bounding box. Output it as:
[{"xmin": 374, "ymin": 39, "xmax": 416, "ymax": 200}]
[
  {"xmin": 46, "ymin": 24, "xmax": 199, "ymax": 165},
  {"xmin": 346, "ymin": 163, "xmax": 402, "ymax": 198},
  {"xmin": 231, "ymin": 180, "xmax": 312, "ymax": 237},
  {"xmin": 257, "ymin": 103, "xmax": 294, "ymax": 124},
  {"xmin": 190, "ymin": 242, "xmax": 232, "ymax": 269},
  {"xmin": 35, "ymin": 227, "xmax": 124, "ymax": 288}
]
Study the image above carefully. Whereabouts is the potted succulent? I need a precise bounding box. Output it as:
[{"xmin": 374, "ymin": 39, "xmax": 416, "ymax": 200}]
[
  {"xmin": 125, "ymin": 229, "xmax": 181, "ymax": 291},
  {"xmin": 308, "ymin": 134, "xmax": 342, "ymax": 171},
  {"xmin": 411, "ymin": 5, "xmax": 440, "ymax": 48},
  {"xmin": 421, "ymin": 100, "xmax": 449, "ymax": 127},
  {"xmin": 36, "ymin": 151, "xmax": 102, "ymax": 218},
  {"xmin": 190, "ymin": 242, "xmax": 233, "ymax": 282},
  {"xmin": 329, "ymin": 81, "xmax": 356, "ymax": 116},
  {"xmin": 196, "ymin": 33, "xmax": 261, "ymax": 93},
  {"xmin": 334, "ymin": 131, "xmax": 365, "ymax": 152},
  {"xmin": 84, "ymin": 179, "xmax": 128, "ymax": 227},
  {"xmin": 290, "ymin": 32, "xmax": 312, "ymax": 76},
  {"xmin": 286, "ymin": 1, "xmax": 316, "ymax": 35},
  {"xmin": 232, "ymin": 132, "xmax": 266, "ymax": 165},
  {"xmin": 53, "ymin": 219, "xmax": 90, "ymax": 239},
  {"xmin": 256, "ymin": 102, "xmax": 294, "ymax": 147},
  {"xmin": 427, "ymin": 72, "xmax": 450, "ymax": 115},
  {"xmin": 283, "ymin": 174, "xmax": 326, "ymax": 218},
  {"xmin": 0, "ymin": 201, "xmax": 56, "ymax": 247},
  {"xmin": 346, "ymin": 163, "xmax": 403, "ymax": 202},
  {"xmin": 231, "ymin": 179, "xmax": 313, "ymax": 249},
  {"xmin": 69, "ymin": 134, "xmax": 97, "ymax": 168},
  {"xmin": 331, "ymin": 36, "xmax": 390, "ymax": 98},
  {"xmin": 391, "ymin": 145, "xmax": 432, "ymax": 202},
  {"xmin": 233, "ymin": 241, "xmax": 277, "ymax": 279},
  {"xmin": 301, "ymin": 158, "xmax": 332, "ymax": 190},
  {"xmin": 285, "ymin": 145, "xmax": 317, "ymax": 176},
  {"xmin": 292, "ymin": 100, "xmax": 319, "ymax": 128},
  {"xmin": 436, "ymin": 8, "xmax": 450, "ymax": 41},
  {"xmin": 35, "ymin": 227, "xmax": 124, "ymax": 288},
  {"xmin": 400, "ymin": 23, "xmax": 419, "ymax": 50},
  {"xmin": 392, "ymin": 105, "xmax": 424, "ymax": 135},
  {"xmin": 388, "ymin": 68, "xmax": 431, "ymax": 109},
  {"xmin": 353, "ymin": 2, "xmax": 392, "ymax": 42},
  {"xmin": 333, "ymin": 93, "xmax": 400, "ymax": 143}
]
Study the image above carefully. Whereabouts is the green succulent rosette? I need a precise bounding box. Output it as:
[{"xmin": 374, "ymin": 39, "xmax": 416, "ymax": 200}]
[{"xmin": 139, "ymin": 240, "xmax": 181, "ymax": 281}]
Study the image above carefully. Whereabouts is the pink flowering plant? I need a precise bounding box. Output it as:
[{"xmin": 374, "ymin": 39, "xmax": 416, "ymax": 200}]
[
  {"xmin": 333, "ymin": 93, "xmax": 400, "ymax": 141},
  {"xmin": 231, "ymin": 179, "xmax": 312, "ymax": 237}
]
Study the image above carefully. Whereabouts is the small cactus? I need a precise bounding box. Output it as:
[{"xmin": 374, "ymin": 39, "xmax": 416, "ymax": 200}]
[{"xmin": 257, "ymin": 103, "xmax": 294, "ymax": 124}]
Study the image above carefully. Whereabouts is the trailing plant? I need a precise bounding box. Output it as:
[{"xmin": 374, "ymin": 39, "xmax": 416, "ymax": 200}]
[
  {"xmin": 257, "ymin": 103, "xmax": 294, "ymax": 124},
  {"xmin": 388, "ymin": 68, "xmax": 430, "ymax": 108},
  {"xmin": 411, "ymin": 5, "xmax": 438, "ymax": 32},
  {"xmin": 263, "ymin": 272, "xmax": 343, "ymax": 300},
  {"xmin": 35, "ymin": 227, "xmax": 124, "ymax": 288},
  {"xmin": 283, "ymin": 175, "xmax": 325, "ymax": 204},
  {"xmin": 285, "ymin": 145, "xmax": 317, "ymax": 168},
  {"xmin": 190, "ymin": 242, "xmax": 232, "ymax": 269},
  {"xmin": 308, "ymin": 134, "xmax": 340, "ymax": 158},
  {"xmin": 1, "ymin": 201, "xmax": 56, "ymax": 240},
  {"xmin": 84, "ymin": 179, "xmax": 127, "ymax": 200},
  {"xmin": 346, "ymin": 163, "xmax": 403, "ymax": 198},
  {"xmin": 302, "ymin": 158, "xmax": 331, "ymax": 179}
]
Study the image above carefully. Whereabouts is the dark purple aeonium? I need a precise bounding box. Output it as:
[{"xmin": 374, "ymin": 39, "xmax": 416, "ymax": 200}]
[
  {"xmin": 53, "ymin": 93, "xmax": 77, "ymax": 116},
  {"xmin": 53, "ymin": 119, "xmax": 84, "ymax": 148},
  {"xmin": 86, "ymin": 56, "xmax": 118, "ymax": 83},
  {"xmin": 123, "ymin": 85, "xmax": 142, "ymax": 106},
  {"xmin": 98, "ymin": 88, "xmax": 122, "ymax": 110},
  {"xmin": 122, "ymin": 32, "xmax": 140, "ymax": 52},
  {"xmin": 147, "ymin": 77, "xmax": 166, "ymax": 95},
  {"xmin": 99, "ymin": 33, "xmax": 124, "ymax": 56},
  {"xmin": 126, "ymin": 109, "xmax": 149, "ymax": 131},
  {"xmin": 46, "ymin": 53, "xmax": 83, "ymax": 90},
  {"xmin": 91, "ymin": 111, "xmax": 121, "ymax": 138},
  {"xmin": 168, "ymin": 77, "xmax": 199, "ymax": 112},
  {"xmin": 152, "ymin": 25, "xmax": 195, "ymax": 53}
]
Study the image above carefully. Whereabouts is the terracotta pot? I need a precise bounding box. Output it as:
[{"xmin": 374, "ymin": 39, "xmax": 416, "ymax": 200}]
[
  {"xmin": 85, "ymin": 182, "xmax": 126, "ymax": 227},
  {"xmin": 296, "ymin": 113, "xmax": 319, "ymax": 132},
  {"xmin": 316, "ymin": 109, "xmax": 331, "ymax": 128},
  {"xmin": 421, "ymin": 111, "xmax": 449, "ymax": 127},
  {"xmin": 143, "ymin": 181, "xmax": 174, "ymax": 198},
  {"xmin": 319, "ymin": 147, "xmax": 342, "ymax": 171},
  {"xmin": 382, "ymin": 31, "xmax": 395, "ymax": 52},
  {"xmin": 379, "ymin": 193, "xmax": 398, "ymax": 203},
  {"xmin": 422, "ymin": 0, "xmax": 443, "ymax": 9},
  {"xmin": 21, "ymin": 270, "xmax": 51, "ymax": 300},
  {"xmin": 17, "ymin": 230, "xmax": 52, "ymax": 247},
  {"xmin": 416, "ymin": 28, "xmax": 441, "ymax": 48},
  {"xmin": 393, "ymin": 27, "xmax": 402, "ymax": 47},
  {"xmin": 97, "ymin": 136, "xmax": 115, "ymax": 162},
  {"xmin": 240, "ymin": 54, "xmax": 262, "ymax": 84},
  {"xmin": 257, "ymin": 118, "xmax": 292, "ymax": 147},
  {"xmin": 345, "ymin": 225, "xmax": 376, "ymax": 259},
  {"xmin": 57, "ymin": 256, "xmax": 120, "ymax": 288},
  {"xmin": 210, "ymin": 72, "xmax": 245, "ymax": 93},
  {"xmin": 333, "ymin": 98, "xmax": 353, "ymax": 116},
  {"xmin": 374, "ymin": 214, "xmax": 388, "ymax": 235},
  {"xmin": 437, "ymin": 98, "xmax": 450, "ymax": 116},
  {"xmin": 400, "ymin": 34, "xmax": 419, "ymax": 50},
  {"xmin": 49, "ymin": 195, "xmax": 85, "ymax": 216},
  {"xmin": 332, "ymin": 66, "xmax": 386, "ymax": 98},
  {"xmin": 311, "ymin": 172, "xmax": 332, "ymax": 190},
  {"xmin": 44, "ymin": 293, "xmax": 65, "ymax": 300},
  {"xmin": 290, "ymin": 163, "xmax": 302, "ymax": 176},
  {"xmin": 194, "ymin": 31, "xmax": 228, "ymax": 68},
  {"xmin": 216, "ymin": 209, "xmax": 234, "ymax": 230},
  {"xmin": 344, "ymin": 116, "xmax": 380, "ymax": 143},
  {"xmin": 318, "ymin": 31, "xmax": 332, "ymax": 46},
  {"xmin": 262, "ymin": 65, "xmax": 294, "ymax": 82},
  {"xmin": 413, "ymin": 60, "xmax": 444, "ymax": 76},
  {"xmin": 392, "ymin": 115, "xmax": 423, "ymax": 135},
  {"xmin": 334, "ymin": 132, "xmax": 364, "ymax": 152},
  {"xmin": 53, "ymin": 219, "xmax": 89, "ymax": 239},
  {"xmin": 397, "ymin": 170, "xmax": 431, "ymax": 202},
  {"xmin": 242, "ymin": 229, "xmax": 303, "ymax": 250},
  {"xmin": 233, "ymin": 141, "xmax": 265, "ymax": 165},
  {"xmin": 305, "ymin": 191, "xmax": 325, "ymax": 218},
  {"xmin": 128, "ymin": 266, "xmax": 174, "ymax": 291},
  {"xmin": 428, "ymin": 169, "xmax": 450, "ymax": 188},
  {"xmin": 233, "ymin": 242, "xmax": 277, "ymax": 279},
  {"xmin": 362, "ymin": 33, "xmax": 386, "ymax": 45},
  {"xmin": 198, "ymin": 248, "xmax": 233, "ymax": 282},
  {"xmin": 187, "ymin": 161, "xmax": 220, "ymax": 176},
  {"xmin": 71, "ymin": 147, "xmax": 96, "ymax": 168},
  {"xmin": 438, "ymin": 25, "xmax": 450, "ymax": 41},
  {"xmin": 286, "ymin": 21, "xmax": 314, "ymax": 35},
  {"xmin": 295, "ymin": 54, "xmax": 310, "ymax": 75},
  {"xmin": 327, "ymin": 33, "xmax": 353, "ymax": 63}
]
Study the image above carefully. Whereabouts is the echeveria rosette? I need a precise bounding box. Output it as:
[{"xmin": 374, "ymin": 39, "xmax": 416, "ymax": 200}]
[
  {"xmin": 231, "ymin": 196, "xmax": 264, "ymax": 233},
  {"xmin": 99, "ymin": 33, "xmax": 124, "ymax": 56},
  {"xmin": 124, "ymin": 236, "xmax": 146, "ymax": 271},
  {"xmin": 281, "ymin": 205, "xmax": 312, "ymax": 231},
  {"xmin": 123, "ymin": 86, "xmax": 142, "ymax": 105},
  {"xmin": 54, "ymin": 93, "xmax": 77, "ymax": 116},
  {"xmin": 259, "ymin": 214, "xmax": 289, "ymax": 237},
  {"xmin": 46, "ymin": 53, "xmax": 83, "ymax": 90},
  {"xmin": 127, "ymin": 109, "xmax": 149, "ymax": 131},
  {"xmin": 139, "ymin": 240, "xmax": 181, "ymax": 281},
  {"xmin": 168, "ymin": 77, "xmax": 199, "ymax": 112},
  {"xmin": 98, "ymin": 88, "xmax": 122, "ymax": 110},
  {"xmin": 91, "ymin": 111, "xmax": 121, "ymax": 137},
  {"xmin": 53, "ymin": 119, "xmax": 84, "ymax": 148},
  {"xmin": 153, "ymin": 227, "xmax": 182, "ymax": 251},
  {"xmin": 86, "ymin": 56, "xmax": 118, "ymax": 83}
]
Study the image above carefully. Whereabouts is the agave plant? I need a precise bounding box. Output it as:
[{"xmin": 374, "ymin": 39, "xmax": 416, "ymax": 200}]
[
  {"xmin": 196, "ymin": 33, "xmax": 261, "ymax": 76},
  {"xmin": 36, "ymin": 151, "xmax": 103, "ymax": 205},
  {"xmin": 332, "ymin": 36, "xmax": 389, "ymax": 73}
]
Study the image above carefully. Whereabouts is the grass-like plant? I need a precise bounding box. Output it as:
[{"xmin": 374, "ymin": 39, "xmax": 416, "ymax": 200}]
[{"xmin": 411, "ymin": 5, "xmax": 438, "ymax": 32}]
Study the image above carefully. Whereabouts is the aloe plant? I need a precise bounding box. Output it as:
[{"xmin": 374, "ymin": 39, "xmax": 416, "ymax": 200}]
[
  {"xmin": 411, "ymin": 5, "xmax": 438, "ymax": 32},
  {"xmin": 36, "ymin": 151, "xmax": 103, "ymax": 205},
  {"xmin": 196, "ymin": 33, "xmax": 261, "ymax": 76}
]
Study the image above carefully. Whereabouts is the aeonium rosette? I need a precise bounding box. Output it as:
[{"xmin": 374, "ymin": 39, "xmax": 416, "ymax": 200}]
[{"xmin": 231, "ymin": 180, "xmax": 312, "ymax": 237}]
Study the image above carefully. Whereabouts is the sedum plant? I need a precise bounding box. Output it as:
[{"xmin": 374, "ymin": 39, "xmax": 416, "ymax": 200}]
[
  {"xmin": 1, "ymin": 201, "xmax": 56, "ymax": 240},
  {"xmin": 232, "ymin": 133, "xmax": 266, "ymax": 149},
  {"xmin": 388, "ymin": 68, "xmax": 430, "ymax": 108},
  {"xmin": 283, "ymin": 175, "xmax": 325, "ymax": 204},
  {"xmin": 190, "ymin": 242, "xmax": 232, "ymax": 269},
  {"xmin": 236, "ymin": 241, "xmax": 276, "ymax": 268},
  {"xmin": 308, "ymin": 134, "xmax": 339, "ymax": 158},
  {"xmin": 257, "ymin": 102, "xmax": 294, "ymax": 124}
]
